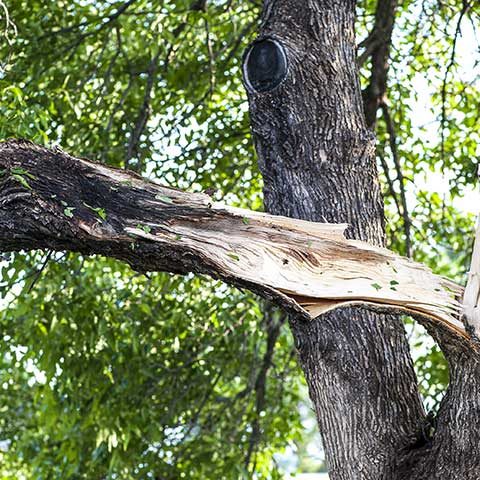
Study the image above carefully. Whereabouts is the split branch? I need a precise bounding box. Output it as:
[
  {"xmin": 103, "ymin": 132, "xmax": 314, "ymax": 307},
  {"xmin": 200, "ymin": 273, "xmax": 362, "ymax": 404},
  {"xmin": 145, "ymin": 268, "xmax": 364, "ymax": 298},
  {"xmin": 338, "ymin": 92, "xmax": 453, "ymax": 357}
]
[
  {"xmin": 0, "ymin": 140, "xmax": 468, "ymax": 343},
  {"xmin": 463, "ymin": 172, "xmax": 480, "ymax": 336}
]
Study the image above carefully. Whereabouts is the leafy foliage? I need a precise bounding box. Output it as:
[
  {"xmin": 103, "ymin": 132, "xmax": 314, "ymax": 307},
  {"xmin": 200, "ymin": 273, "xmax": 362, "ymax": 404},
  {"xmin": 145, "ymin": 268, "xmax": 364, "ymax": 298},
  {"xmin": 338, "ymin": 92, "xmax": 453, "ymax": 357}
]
[
  {"xmin": 0, "ymin": 253, "xmax": 301, "ymax": 478},
  {"xmin": 0, "ymin": 0, "xmax": 479, "ymax": 477}
]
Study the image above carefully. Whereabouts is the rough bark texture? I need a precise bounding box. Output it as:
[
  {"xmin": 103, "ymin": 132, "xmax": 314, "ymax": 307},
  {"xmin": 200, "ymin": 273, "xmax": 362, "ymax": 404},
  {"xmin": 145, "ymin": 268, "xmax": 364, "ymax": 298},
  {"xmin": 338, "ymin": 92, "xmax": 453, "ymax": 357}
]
[
  {"xmin": 396, "ymin": 352, "xmax": 480, "ymax": 480},
  {"xmin": 243, "ymin": 1, "xmax": 480, "ymax": 479}
]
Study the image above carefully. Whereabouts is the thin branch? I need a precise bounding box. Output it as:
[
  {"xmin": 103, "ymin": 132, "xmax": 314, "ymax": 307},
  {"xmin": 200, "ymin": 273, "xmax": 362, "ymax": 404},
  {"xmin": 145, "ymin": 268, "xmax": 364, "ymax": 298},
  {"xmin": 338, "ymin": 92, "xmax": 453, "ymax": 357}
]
[
  {"xmin": 244, "ymin": 306, "xmax": 285, "ymax": 471},
  {"xmin": 26, "ymin": 250, "xmax": 53, "ymax": 293},
  {"xmin": 357, "ymin": 34, "xmax": 383, "ymax": 68},
  {"xmin": 39, "ymin": 0, "xmax": 137, "ymax": 41},
  {"xmin": 125, "ymin": 0, "xmax": 210, "ymax": 170},
  {"xmin": 204, "ymin": 17, "xmax": 216, "ymax": 96},
  {"xmin": 0, "ymin": 0, "xmax": 17, "ymax": 46},
  {"xmin": 217, "ymin": 19, "xmax": 257, "ymax": 67},
  {"xmin": 361, "ymin": 0, "xmax": 399, "ymax": 129},
  {"xmin": 380, "ymin": 102, "xmax": 412, "ymax": 258},
  {"xmin": 125, "ymin": 51, "xmax": 160, "ymax": 170},
  {"xmin": 440, "ymin": 0, "xmax": 471, "ymax": 162},
  {"xmin": 0, "ymin": 0, "xmax": 17, "ymax": 75},
  {"xmin": 377, "ymin": 150, "xmax": 402, "ymax": 225}
]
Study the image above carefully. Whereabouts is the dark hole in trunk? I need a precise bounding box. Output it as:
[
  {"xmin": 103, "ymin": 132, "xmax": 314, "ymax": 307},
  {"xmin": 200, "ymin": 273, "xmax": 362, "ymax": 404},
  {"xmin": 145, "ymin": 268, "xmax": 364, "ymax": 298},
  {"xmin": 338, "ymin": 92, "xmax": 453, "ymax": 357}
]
[{"xmin": 243, "ymin": 39, "xmax": 288, "ymax": 93}]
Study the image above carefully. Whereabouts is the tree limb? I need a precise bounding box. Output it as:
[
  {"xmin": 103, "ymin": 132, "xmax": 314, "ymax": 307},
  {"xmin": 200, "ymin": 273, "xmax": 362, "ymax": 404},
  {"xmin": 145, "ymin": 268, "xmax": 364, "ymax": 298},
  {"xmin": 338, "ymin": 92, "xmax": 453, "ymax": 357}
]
[
  {"xmin": 440, "ymin": 0, "xmax": 471, "ymax": 162},
  {"xmin": 0, "ymin": 140, "xmax": 468, "ymax": 343},
  {"xmin": 380, "ymin": 102, "xmax": 412, "ymax": 257}
]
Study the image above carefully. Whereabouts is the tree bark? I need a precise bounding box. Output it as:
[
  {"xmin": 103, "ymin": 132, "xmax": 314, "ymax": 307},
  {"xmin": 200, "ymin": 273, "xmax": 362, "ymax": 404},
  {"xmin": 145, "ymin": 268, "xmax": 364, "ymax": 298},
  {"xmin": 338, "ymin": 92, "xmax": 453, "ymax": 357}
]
[{"xmin": 242, "ymin": 1, "xmax": 480, "ymax": 479}]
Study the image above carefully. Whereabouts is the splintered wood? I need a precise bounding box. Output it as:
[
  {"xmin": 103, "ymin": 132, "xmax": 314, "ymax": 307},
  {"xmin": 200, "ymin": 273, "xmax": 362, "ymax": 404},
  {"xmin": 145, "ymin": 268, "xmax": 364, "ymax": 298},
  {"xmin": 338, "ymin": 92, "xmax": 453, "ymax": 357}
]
[
  {"xmin": 126, "ymin": 200, "xmax": 465, "ymax": 337},
  {"xmin": 463, "ymin": 211, "xmax": 480, "ymax": 336}
]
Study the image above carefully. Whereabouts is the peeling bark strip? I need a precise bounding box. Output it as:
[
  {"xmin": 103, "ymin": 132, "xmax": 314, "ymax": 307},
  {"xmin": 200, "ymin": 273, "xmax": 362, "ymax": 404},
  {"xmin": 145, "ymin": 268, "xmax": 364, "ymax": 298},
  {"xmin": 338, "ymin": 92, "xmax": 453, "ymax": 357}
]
[
  {"xmin": 0, "ymin": 139, "xmax": 466, "ymax": 338},
  {"xmin": 462, "ymin": 164, "xmax": 480, "ymax": 336}
]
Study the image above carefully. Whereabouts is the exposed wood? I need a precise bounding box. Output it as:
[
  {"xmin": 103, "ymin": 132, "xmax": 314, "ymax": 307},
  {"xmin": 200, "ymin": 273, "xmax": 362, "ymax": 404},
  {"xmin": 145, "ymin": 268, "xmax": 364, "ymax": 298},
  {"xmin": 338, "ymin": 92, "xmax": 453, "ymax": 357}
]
[
  {"xmin": 463, "ymin": 213, "xmax": 480, "ymax": 336},
  {"xmin": 0, "ymin": 139, "xmax": 466, "ymax": 341}
]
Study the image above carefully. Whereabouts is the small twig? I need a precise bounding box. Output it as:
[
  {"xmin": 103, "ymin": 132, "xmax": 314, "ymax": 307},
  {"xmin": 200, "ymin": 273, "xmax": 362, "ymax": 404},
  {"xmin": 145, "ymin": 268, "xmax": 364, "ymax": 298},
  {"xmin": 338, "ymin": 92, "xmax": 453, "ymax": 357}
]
[
  {"xmin": 204, "ymin": 17, "xmax": 216, "ymax": 96},
  {"xmin": 0, "ymin": 0, "xmax": 17, "ymax": 45},
  {"xmin": 27, "ymin": 250, "xmax": 53, "ymax": 293}
]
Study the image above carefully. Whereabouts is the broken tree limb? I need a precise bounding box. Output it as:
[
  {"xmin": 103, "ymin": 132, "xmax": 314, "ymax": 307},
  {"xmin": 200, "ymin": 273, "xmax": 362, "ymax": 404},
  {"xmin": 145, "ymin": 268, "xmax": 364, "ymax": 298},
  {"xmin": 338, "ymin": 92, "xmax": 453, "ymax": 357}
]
[{"xmin": 0, "ymin": 139, "xmax": 467, "ymax": 341}]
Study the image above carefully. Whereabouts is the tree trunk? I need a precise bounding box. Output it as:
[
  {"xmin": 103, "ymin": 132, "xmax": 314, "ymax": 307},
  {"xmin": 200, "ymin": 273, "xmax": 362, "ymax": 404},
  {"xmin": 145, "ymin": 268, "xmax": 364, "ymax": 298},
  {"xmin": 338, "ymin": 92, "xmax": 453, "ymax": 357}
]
[{"xmin": 242, "ymin": 1, "xmax": 480, "ymax": 479}]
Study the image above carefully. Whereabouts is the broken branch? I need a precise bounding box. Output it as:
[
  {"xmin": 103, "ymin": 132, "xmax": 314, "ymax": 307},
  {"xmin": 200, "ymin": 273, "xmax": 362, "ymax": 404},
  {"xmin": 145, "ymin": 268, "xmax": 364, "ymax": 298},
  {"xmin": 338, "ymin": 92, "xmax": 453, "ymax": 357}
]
[{"xmin": 0, "ymin": 140, "xmax": 467, "ymax": 343}]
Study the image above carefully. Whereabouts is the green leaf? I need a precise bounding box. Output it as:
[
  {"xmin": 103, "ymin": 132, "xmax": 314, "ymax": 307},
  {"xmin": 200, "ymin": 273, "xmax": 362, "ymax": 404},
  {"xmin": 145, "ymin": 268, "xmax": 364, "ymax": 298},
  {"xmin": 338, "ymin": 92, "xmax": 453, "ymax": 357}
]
[
  {"xmin": 136, "ymin": 224, "xmax": 152, "ymax": 234},
  {"xmin": 155, "ymin": 194, "xmax": 174, "ymax": 204},
  {"xmin": 11, "ymin": 167, "xmax": 36, "ymax": 180},
  {"xmin": 371, "ymin": 283, "xmax": 382, "ymax": 291},
  {"xmin": 12, "ymin": 173, "xmax": 32, "ymax": 190},
  {"xmin": 83, "ymin": 202, "xmax": 107, "ymax": 221},
  {"xmin": 63, "ymin": 206, "xmax": 75, "ymax": 218}
]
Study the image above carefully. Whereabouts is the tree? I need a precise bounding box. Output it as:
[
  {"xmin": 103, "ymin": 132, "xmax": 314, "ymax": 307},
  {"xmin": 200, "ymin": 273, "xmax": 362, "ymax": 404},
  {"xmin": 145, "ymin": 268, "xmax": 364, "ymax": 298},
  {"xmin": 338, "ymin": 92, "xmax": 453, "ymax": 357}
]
[{"xmin": 0, "ymin": 1, "xmax": 479, "ymax": 479}]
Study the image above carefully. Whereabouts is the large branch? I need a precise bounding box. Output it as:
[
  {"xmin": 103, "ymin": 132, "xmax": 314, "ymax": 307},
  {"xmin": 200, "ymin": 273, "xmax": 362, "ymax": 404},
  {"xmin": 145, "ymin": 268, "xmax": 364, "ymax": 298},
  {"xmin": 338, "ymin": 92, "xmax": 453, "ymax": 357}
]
[{"xmin": 0, "ymin": 140, "xmax": 467, "ymax": 341}]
